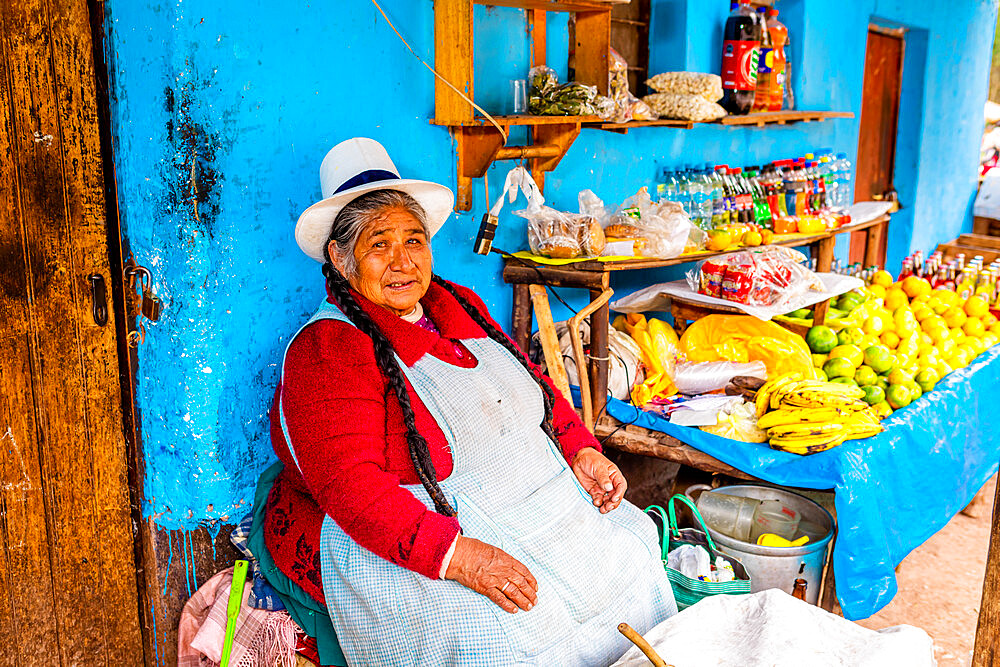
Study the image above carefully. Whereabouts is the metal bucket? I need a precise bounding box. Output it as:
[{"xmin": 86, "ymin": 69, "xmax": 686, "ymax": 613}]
[{"xmin": 686, "ymin": 484, "xmax": 835, "ymax": 605}]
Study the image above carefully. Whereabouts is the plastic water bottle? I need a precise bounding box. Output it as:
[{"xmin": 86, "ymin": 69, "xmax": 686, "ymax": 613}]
[
  {"xmin": 834, "ymin": 152, "xmax": 853, "ymax": 207},
  {"xmin": 658, "ymin": 169, "xmax": 678, "ymax": 203},
  {"xmin": 707, "ymin": 166, "xmax": 726, "ymax": 228},
  {"xmin": 677, "ymin": 164, "xmax": 691, "ymax": 217},
  {"xmin": 690, "ymin": 169, "xmax": 712, "ymax": 229}
]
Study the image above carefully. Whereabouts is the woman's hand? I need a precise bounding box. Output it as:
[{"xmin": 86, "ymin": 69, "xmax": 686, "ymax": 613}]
[
  {"xmin": 445, "ymin": 535, "xmax": 538, "ymax": 613},
  {"xmin": 572, "ymin": 447, "xmax": 627, "ymax": 513}
]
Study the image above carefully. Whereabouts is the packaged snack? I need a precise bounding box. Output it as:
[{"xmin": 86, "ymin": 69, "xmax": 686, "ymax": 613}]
[
  {"xmin": 642, "ymin": 92, "xmax": 727, "ymax": 122},
  {"xmin": 688, "ymin": 247, "xmax": 823, "ymax": 308},
  {"xmin": 517, "ymin": 206, "xmax": 606, "ymax": 259},
  {"xmin": 645, "ymin": 72, "xmax": 724, "ymax": 102},
  {"xmin": 604, "ymin": 49, "xmax": 657, "ymax": 123},
  {"xmin": 580, "ymin": 187, "xmax": 696, "ymax": 259}
]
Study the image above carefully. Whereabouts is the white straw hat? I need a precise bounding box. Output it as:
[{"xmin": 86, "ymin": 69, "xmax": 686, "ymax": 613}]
[{"xmin": 295, "ymin": 138, "xmax": 454, "ymax": 262}]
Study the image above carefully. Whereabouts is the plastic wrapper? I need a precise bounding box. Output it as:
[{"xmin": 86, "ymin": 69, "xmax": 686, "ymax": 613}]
[
  {"xmin": 615, "ymin": 314, "xmax": 681, "ymax": 406},
  {"xmin": 645, "ymin": 72, "xmax": 724, "ymax": 102},
  {"xmin": 596, "ymin": 187, "xmax": 694, "ymax": 259},
  {"xmin": 516, "ymin": 205, "xmax": 606, "ymax": 259},
  {"xmin": 642, "ymin": 92, "xmax": 727, "ymax": 122},
  {"xmin": 673, "ymin": 360, "xmax": 767, "ymax": 395},
  {"xmin": 698, "ymin": 402, "xmax": 768, "ymax": 443},
  {"xmin": 528, "ymin": 65, "xmax": 600, "ymax": 116},
  {"xmin": 604, "ymin": 48, "xmax": 656, "ymax": 123},
  {"xmin": 679, "ymin": 314, "xmax": 814, "ymax": 379},
  {"xmin": 686, "ymin": 246, "xmax": 823, "ymax": 308}
]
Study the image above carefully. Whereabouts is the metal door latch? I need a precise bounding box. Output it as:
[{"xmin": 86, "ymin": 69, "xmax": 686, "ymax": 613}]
[
  {"xmin": 125, "ymin": 264, "xmax": 163, "ymax": 322},
  {"xmin": 88, "ymin": 273, "xmax": 108, "ymax": 326}
]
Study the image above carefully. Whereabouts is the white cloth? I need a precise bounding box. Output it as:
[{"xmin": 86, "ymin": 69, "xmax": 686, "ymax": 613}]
[
  {"xmin": 287, "ymin": 300, "xmax": 677, "ymax": 666},
  {"xmin": 611, "ymin": 589, "xmax": 936, "ymax": 667}
]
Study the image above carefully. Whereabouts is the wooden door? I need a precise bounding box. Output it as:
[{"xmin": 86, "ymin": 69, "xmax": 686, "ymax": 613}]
[
  {"xmin": 0, "ymin": 1, "xmax": 145, "ymax": 664},
  {"xmin": 850, "ymin": 26, "xmax": 904, "ymax": 267}
]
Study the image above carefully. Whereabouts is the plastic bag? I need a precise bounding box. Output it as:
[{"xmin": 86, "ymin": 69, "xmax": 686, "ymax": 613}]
[
  {"xmin": 517, "ymin": 206, "xmax": 606, "ymax": 259},
  {"xmin": 528, "ymin": 65, "xmax": 600, "ymax": 116},
  {"xmin": 615, "ymin": 314, "xmax": 681, "ymax": 405},
  {"xmin": 679, "ymin": 314, "xmax": 814, "ymax": 379},
  {"xmin": 645, "ymin": 71, "xmax": 723, "ymax": 102},
  {"xmin": 604, "ymin": 48, "xmax": 656, "ymax": 123},
  {"xmin": 532, "ymin": 320, "xmax": 643, "ymax": 401},
  {"xmin": 673, "ymin": 360, "xmax": 766, "ymax": 395},
  {"xmin": 642, "ymin": 92, "xmax": 727, "ymax": 121},
  {"xmin": 601, "ymin": 187, "xmax": 693, "ymax": 259},
  {"xmin": 687, "ymin": 246, "xmax": 823, "ymax": 309},
  {"xmin": 698, "ymin": 401, "xmax": 768, "ymax": 443}
]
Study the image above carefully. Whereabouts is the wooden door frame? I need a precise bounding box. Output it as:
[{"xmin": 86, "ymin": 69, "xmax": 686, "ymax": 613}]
[
  {"xmin": 0, "ymin": 0, "xmax": 146, "ymax": 663},
  {"xmin": 851, "ymin": 24, "xmax": 905, "ymax": 268}
]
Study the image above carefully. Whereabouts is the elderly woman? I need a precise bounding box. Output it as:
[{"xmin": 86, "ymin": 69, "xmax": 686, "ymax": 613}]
[{"xmin": 264, "ymin": 138, "xmax": 676, "ymax": 666}]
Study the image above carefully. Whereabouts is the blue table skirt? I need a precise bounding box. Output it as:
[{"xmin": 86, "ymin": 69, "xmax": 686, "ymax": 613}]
[{"xmin": 596, "ymin": 344, "xmax": 1000, "ymax": 620}]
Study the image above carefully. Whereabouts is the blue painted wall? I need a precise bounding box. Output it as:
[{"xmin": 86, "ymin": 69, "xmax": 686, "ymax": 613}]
[{"xmin": 102, "ymin": 0, "xmax": 997, "ymax": 530}]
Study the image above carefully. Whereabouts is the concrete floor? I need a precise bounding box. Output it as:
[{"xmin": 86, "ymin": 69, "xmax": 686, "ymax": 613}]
[{"xmin": 851, "ymin": 474, "xmax": 997, "ymax": 667}]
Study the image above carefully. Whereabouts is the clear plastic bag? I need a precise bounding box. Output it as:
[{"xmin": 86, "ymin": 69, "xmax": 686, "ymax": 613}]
[
  {"xmin": 516, "ymin": 206, "xmax": 606, "ymax": 259},
  {"xmin": 686, "ymin": 246, "xmax": 823, "ymax": 308},
  {"xmin": 604, "ymin": 48, "xmax": 656, "ymax": 123},
  {"xmin": 673, "ymin": 360, "xmax": 767, "ymax": 395},
  {"xmin": 645, "ymin": 72, "xmax": 724, "ymax": 102},
  {"xmin": 528, "ymin": 65, "xmax": 600, "ymax": 116},
  {"xmin": 642, "ymin": 92, "xmax": 727, "ymax": 121},
  {"xmin": 601, "ymin": 187, "xmax": 695, "ymax": 259}
]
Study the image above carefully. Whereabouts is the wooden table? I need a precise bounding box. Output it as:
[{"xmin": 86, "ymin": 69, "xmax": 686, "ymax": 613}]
[{"xmin": 503, "ymin": 214, "xmax": 890, "ymax": 419}]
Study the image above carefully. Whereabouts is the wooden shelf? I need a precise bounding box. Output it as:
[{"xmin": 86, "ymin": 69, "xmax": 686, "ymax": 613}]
[
  {"xmin": 585, "ymin": 118, "xmax": 694, "ymax": 133},
  {"xmin": 583, "ymin": 110, "xmax": 854, "ymax": 133},
  {"xmin": 430, "ymin": 114, "xmax": 601, "ymax": 127},
  {"xmin": 473, "ymin": 0, "xmax": 628, "ymax": 10},
  {"xmin": 502, "ymin": 214, "xmax": 890, "ymax": 275},
  {"xmin": 718, "ymin": 110, "xmax": 855, "ymax": 126}
]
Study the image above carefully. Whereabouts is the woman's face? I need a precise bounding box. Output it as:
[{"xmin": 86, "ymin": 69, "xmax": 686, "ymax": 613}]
[{"xmin": 333, "ymin": 207, "xmax": 433, "ymax": 317}]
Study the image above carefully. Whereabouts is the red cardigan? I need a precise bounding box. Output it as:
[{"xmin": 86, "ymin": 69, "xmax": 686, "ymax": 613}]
[{"xmin": 265, "ymin": 279, "xmax": 599, "ymax": 601}]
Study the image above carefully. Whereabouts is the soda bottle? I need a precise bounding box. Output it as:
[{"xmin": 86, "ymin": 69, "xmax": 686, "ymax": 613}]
[
  {"xmin": 716, "ymin": 165, "xmax": 735, "ymax": 225},
  {"xmin": 732, "ymin": 167, "xmax": 751, "ymax": 224},
  {"xmin": 720, "ymin": 0, "xmax": 761, "ymax": 115},
  {"xmin": 765, "ymin": 9, "xmax": 788, "ymax": 111},
  {"xmin": 752, "ymin": 7, "xmax": 772, "ymax": 113}
]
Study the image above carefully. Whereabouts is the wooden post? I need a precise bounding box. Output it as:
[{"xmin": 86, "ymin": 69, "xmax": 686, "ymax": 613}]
[
  {"xmin": 511, "ymin": 283, "xmax": 533, "ymax": 353},
  {"xmin": 573, "ymin": 10, "xmax": 610, "ymax": 94},
  {"xmin": 973, "ymin": 474, "xmax": 1000, "ymax": 665},
  {"xmin": 814, "ymin": 236, "xmax": 837, "ymax": 273},
  {"xmin": 433, "ymin": 0, "xmax": 474, "ymax": 125},
  {"xmin": 589, "ymin": 289, "xmax": 610, "ymax": 419},
  {"xmin": 529, "ymin": 9, "xmax": 546, "ymax": 68}
]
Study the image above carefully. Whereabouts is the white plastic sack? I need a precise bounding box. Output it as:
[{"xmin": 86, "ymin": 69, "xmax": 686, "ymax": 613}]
[
  {"xmin": 974, "ymin": 167, "xmax": 1000, "ymax": 220},
  {"xmin": 611, "ymin": 589, "xmax": 935, "ymax": 667},
  {"xmin": 532, "ymin": 320, "xmax": 642, "ymax": 401}
]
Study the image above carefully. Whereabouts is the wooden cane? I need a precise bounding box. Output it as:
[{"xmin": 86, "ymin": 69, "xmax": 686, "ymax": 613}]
[{"xmin": 617, "ymin": 622, "xmax": 672, "ymax": 667}]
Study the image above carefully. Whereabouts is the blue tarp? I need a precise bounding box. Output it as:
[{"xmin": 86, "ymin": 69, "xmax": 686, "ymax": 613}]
[{"xmin": 598, "ymin": 345, "xmax": 1000, "ymax": 620}]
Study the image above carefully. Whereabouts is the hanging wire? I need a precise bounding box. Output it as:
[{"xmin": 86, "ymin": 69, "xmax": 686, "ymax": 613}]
[{"xmin": 368, "ymin": 0, "xmax": 508, "ymax": 145}]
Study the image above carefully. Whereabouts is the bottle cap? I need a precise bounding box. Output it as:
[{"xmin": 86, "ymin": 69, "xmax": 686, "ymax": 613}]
[{"xmin": 767, "ymin": 8, "xmax": 778, "ymax": 16}]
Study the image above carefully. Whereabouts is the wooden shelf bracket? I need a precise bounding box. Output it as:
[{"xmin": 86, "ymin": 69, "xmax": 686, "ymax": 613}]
[{"xmin": 432, "ymin": 0, "xmax": 610, "ymax": 211}]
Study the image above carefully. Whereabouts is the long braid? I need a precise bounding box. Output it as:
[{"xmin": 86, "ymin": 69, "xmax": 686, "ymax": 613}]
[
  {"xmin": 431, "ymin": 275, "xmax": 559, "ymax": 444},
  {"xmin": 322, "ymin": 262, "xmax": 457, "ymax": 517}
]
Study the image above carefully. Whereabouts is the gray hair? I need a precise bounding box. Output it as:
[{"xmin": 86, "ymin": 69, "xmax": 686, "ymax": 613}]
[{"xmin": 325, "ymin": 189, "xmax": 430, "ymax": 278}]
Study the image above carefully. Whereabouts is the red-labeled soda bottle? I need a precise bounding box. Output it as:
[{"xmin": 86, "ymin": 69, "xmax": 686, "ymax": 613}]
[{"xmin": 720, "ymin": 0, "xmax": 761, "ymax": 115}]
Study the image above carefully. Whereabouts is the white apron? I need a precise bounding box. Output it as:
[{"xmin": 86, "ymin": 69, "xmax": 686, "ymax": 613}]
[{"xmin": 279, "ymin": 300, "xmax": 676, "ymax": 666}]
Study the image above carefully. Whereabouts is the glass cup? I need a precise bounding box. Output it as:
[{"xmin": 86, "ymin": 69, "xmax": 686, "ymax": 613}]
[{"xmin": 511, "ymin": 79, "xmax": 527, "ymax": 115}]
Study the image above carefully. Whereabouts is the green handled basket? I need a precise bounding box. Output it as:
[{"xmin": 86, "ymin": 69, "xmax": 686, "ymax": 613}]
[{"xmin": 646, "ymin": 494, "xmax": 752, "ymax": 611}]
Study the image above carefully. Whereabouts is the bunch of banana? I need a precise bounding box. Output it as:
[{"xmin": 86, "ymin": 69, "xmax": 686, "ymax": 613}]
[
  {"xmin": 754, "ymin": 372, "xmax": 804, "ymax": 418},
  {"xmin": 754, "ymin": 372, "xmax": 884, "ymax": 455}
]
